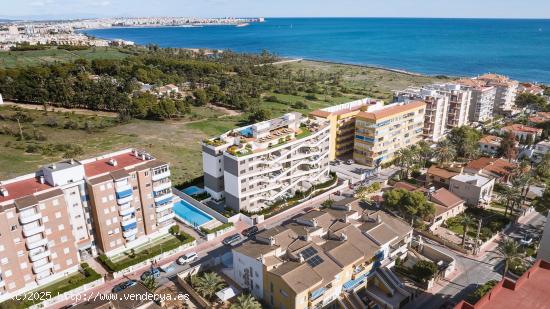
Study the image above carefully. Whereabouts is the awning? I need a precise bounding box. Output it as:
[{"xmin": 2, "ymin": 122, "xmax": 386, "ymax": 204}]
[{"xmin": 216, "ymin": 286, "xmax": 237, "ymax": 301}]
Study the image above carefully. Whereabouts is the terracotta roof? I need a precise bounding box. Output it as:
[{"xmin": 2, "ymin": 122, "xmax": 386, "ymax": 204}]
[
  {"xmin": 83, "ymin": 152, "xmax": 149, "ymax": 177},
  {"xmin": 529, "ymin": 112, "xmax": 550, "ymax": 124},
  {"xmin": 479, "ymin": 135, "xmax": 502, "ymax": 145},
  {"xmin": 466, "ymin": 157, "xmax": 517, "ymax": 177},
  {"xmin": 454, "ymin": 259, "xmax": 550, "ymax": 309},
  {"xmin": 502, "ymin": 124, "xmax": 542, "ymax": 134},
  {"xmin": 356, "ymin": 101, "xmax": 425, "ymax": 121},
  {"xmin": 0, "ymin": 177, "xmax": 52, "ymax": 205},
  {"xmin": 309, "ymin": 109, "xmax": 331, "ymax": 118},
  {"xmin": 429, "ymin": 188, "xmax": 464, "ymax": 209},
  {"xmin": 427, "ymin": 165, "xmax": 461, "ymax": 180}
]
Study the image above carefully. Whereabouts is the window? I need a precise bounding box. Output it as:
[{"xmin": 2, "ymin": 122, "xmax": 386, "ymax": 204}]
[
  {"xmin": 10, "ymin": 225, "xmax": 17, "ymax": 231},
  {"xmin": 52, "ymin": 199, "xmax": 59, "ymax": 206},
  {"xmin": 58, "ymin": 224, "xmax": 65, "ymax": 231}
]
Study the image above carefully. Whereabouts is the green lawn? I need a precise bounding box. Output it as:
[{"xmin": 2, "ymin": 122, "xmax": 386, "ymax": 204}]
[
  {"xmin": 444, "ymin": 208, "xmax": 511, "ymax": 242},
  {"xmin": 0, "ymin": 47, "xmax": 131, "ymax": 68},
  {"xmin": 99, "ymin": 233, "xmax": 194, "ymax": 272}
]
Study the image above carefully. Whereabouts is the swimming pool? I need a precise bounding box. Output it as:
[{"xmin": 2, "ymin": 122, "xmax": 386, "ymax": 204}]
[
  {"xmin": 173, "ymin": 200, "xmax": 213, "ymax": 227},
  {"xmin": 182, "ymin": 186, "xmax": 205, "ymax": 196}
]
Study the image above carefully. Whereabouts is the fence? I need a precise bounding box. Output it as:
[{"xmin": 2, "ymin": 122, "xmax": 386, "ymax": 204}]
[
  {"xmin": 173, "ymin": 188, "xmax": 242, "ymax": 224},
  {"xmin": 111, "ymin": 240, "xmax": 197, "ymax": 279},
  {"xmin": 415, "ymin": 229, "xmax": 469, "ymax": 255},
  {"xmin": 205, "ymin": 224, "xmax": 235, "ymax": 241},
  {"xmin": 28, "ymin": 277, "xmax": 105, "ymax": 309}
]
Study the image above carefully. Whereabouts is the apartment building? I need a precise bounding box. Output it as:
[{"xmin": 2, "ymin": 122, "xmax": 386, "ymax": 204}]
[
  {"xmin": 458, "ymin": 79, "xmax": 496, "ymax": 123},
  {"xmin": 310, "ymin": 98, "xmax": 385, "ymax": 159},
  {"xmin": 353, "ymin": 101, "xmax": 426, "ymax": 167},
  {"xmin": 0, "ymin": 149, "xmax": 174, "ymax": 301},
  {"xmin": 202, "ymin": 113, "xmax": 331, "ymax": 212},
  {"xmin": 477, "ymin": 74, "xmax": 518, "ymax": 115},
  {"xmin": 232, "ymin": 200, "xmax": 412, "ymax": 309},
  {"xmin": 396, "ymin": 87, "xmax": 449, "ymax": 142}
]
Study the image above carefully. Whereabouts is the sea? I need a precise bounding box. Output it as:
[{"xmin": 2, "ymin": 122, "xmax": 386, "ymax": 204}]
[{"xmin": 83, "ymin": 18, "xmax": 550, "ymax": 83}]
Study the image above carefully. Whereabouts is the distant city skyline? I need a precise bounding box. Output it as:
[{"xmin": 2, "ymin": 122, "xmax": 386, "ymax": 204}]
[{"xmin": 1, "ymin": 0, "xmax": 550, "ymax": 20}]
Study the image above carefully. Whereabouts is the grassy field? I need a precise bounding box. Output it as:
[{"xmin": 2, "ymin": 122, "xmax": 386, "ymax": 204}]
[
  {"xmin": 0, "ymin": 52, "xmax": 449, "ymax": 185},
  {"xmin": 0, "ymin": 47, "xmax": 131, "ymax": 68}
]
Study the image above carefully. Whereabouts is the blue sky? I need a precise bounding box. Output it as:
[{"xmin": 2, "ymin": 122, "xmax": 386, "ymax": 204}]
[{"xmin": 1, "ymin": 0, "xmax": 549, "ymax": 20}]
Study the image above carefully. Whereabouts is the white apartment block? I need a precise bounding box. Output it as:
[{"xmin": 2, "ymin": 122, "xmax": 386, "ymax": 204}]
[
  {"xmin": 395, "ymin": 83, "xmax": 472, "ymax": 142},
  {"xmin": 477, "ymin": 74, "xmax": 519, "ymax": 114},
  {"xmin": 202, "ymin": 113, "xmax": 331, "ymax": 212},
  {"xmin": 458, "ymin": 78, "xmax": 497, "ymax": 123},
  {"xmin": 532, "ymin": 140, "xmax": 550, "ymax": 163},
  {"xmin": 0, "ymin": 149, "xmax": 174, "ymax": 301}
]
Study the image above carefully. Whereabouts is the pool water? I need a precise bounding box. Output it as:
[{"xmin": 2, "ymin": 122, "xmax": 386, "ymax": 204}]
[
  {"xmin": 173, "ymin": 200, "xmax": 213, "ymax": 227},
  {"xmin": 182, "ymin": 186, "xmax": 205, "ymax": 196}
]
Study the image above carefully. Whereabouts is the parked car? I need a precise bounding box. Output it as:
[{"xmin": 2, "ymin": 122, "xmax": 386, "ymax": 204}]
[
  {"xmin": 346, "ymin": 159, "xmax": 354, "ymax": 165},
  {"xmin": 140, "ymin": 268, "xmax": 161, "ymax": 280},
  {"xmin": 112, "ymin": 280, "xmax": 137, "ymax": 293},
  {"xmin": 520, "ymin": 236, "xmax": 533, "ymax": 246},
  {"xmin": 176, "ymin": 252, "xmax": 198, "ymax": 265},
  {"xmin": 223, "ymin": 233, "xmax": 243, "ymax": 246},
  {"xmin": 242, "ymin": 226, "xmax": 259, "ymax": 237}
]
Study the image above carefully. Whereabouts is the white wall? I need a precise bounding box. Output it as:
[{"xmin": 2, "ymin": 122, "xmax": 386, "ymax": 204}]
[
  {"xmin": 202, "ymin": 152, "xmax": 223, "ymax": 178},
  {"xmin": 223, "ymin": 171, "xmax": 241, "ymax": 198},
  {"xmin": 232, "ymin": 251, "xmax": 264, "ymax": 299}
]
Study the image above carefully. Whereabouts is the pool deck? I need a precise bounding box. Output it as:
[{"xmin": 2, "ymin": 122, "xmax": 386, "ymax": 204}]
[{"xmin": 172, "ymin": 197, "xmax": 221, "ymax": 230}]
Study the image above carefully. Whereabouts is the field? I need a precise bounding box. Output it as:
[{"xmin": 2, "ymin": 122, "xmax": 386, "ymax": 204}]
[
  {"xmin": 0, "ymin": 47, "xmax": 131, "ymax": 68},
  {"xmin": 0, "ymin": 49, "xmax": 448, "ymax": 184}
]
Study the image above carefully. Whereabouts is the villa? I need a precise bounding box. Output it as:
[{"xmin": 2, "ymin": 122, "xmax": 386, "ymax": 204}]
[
  {"xmin": 449, "ymin": 174, "xmax": 495, "ymax": 207},
  {"xmin": 500, "ymin": 124, "xmax": 543, "ymax": 142},
  {"xmin": 478, "ymin": 135, "xmax": 503, "ymax": 156}
]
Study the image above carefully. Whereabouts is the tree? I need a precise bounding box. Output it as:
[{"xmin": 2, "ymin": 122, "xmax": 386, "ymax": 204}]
[
  {"xmin": 490, "ymin": 238, "xmax": 523, "ymax": 280},
  {"xmin": 192, "ymin": 272, "xmax": 226, "ymax": 300},
  {"xmin": 355, "ymin": 182, "xmax": 381, "ymax": 201},
  {"xmin": 534, "ymin": 187, "xmax": 550, "ymax": 215},
  {"xmin": 230, "ymin": 294, "xmax": 262, "ymax": 309},
  {"xmin": 460, "ymin": 214, "xmax": 476, "ymax": 247},
  {"xmin": 247, "ymin": 108, "xmax": 272, "ymax": 123},
  {"xmin": 416, "ymin": 140, "xmax": 433, "ymax": 168},
  {"xmin": 515, "ymin": 92, "xmax": 548, "ymax": 111},
  {"xmin": 193, "ymin": 89, "xmax": 209, "ymax": 106},
  {"xmin": 383, "ymin": 189, "xmax": 435, "ymax": 222},
  {"xmin": 142, "ymin": 273, "xmax": 157, "ymax": 291},
  {"xmin": 435, "ymin": 140, "xmax": 456, "ymax": 166},
  {"xmin": 499, "ymin": 131, "xmax": 517, "ymax": 160},
  {"xmin": 412, "ymin": 260, "xmax": 438, "ymax": 283},
  {"xmin": 536, "ymin": 153, "xmax": 550, "ymax": 180},
  {"xmin": 448, "ymin": 126, "xmax": 482, "ymax": 158}
]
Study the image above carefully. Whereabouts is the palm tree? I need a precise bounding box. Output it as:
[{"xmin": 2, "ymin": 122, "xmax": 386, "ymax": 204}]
[
  {"xmin": 193, "ymin": 272, "xmax": 226, "ymax": 300},
  {"xmin": 417, "ymin": 140, "xmax": 433, "ymax": 168},
  {"xmin": 490, "ymin": 238, "xmax": 523, "ymax": 280},
  {"xmin": 460, "ymin": 214, "xmax": 475, "ymax": 247},
  {"xmin": 230, "ymin": 294, "xmax": 262, "ymax": 309},
  {"xmin": 435, "ymin": 140, "xmax": 456, "ymax": 166},
  {"xmin": 502, "ymin": 186, "xmax": 521, "ymax": 217}
]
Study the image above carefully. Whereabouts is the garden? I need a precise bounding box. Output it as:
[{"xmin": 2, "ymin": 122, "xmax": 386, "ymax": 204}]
[{"xmin": 443, "ymin": 208, "xmax": 511, "ymax": 243}]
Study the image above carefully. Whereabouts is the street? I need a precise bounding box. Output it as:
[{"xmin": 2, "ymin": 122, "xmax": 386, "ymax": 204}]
[{"xmin": 409, "ymin": 211, "xmax": 546, "ymax": 309}]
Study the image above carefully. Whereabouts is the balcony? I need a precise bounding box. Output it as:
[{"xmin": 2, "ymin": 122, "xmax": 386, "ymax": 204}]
[
  {"xmin": 33, "ymin": 262, "xmax": 54, "ymax": 274},
  {"xmin": 309, "ymin": 287, "xmax": 327, "ymax": 302},
  {"xmin": 117, "ymin": 195, "xmax": 133, "ymax": 205},
  {"xmin": 152, "ymin": 170, "xmax": 171, "ymax": 181},
  {"xmin": 153, "ymin": 181, "xmax": 172, "ymax": 192},
  {"xmin": 156, "ymin": 203, "xmax": 173, "ymax": 213},
  {"xmin": 20, "ymin": 212, "xmax": 41, "ymax": 225},
  {"xmin": 29, "ymin": 249, "xmax": 51, "ymax": 262},
  {"xmin": 121, "ymin": 217, "xmax": 137, "ymax": 227},
  {"xmin": 115, "ymin": 187, "xmax": 133, "ymax": 200},
  {"xmin": 23, "ymin": 225, "xmax": 45, "ymax": 237},
  {"xmin": 154, "ymin": 193, "xmax": 173, "ymax": 205},
  {"xmin": 121, "ymin": 221, "xmax": 137, "ymax": 231},
  {"xmin": 119, "ymin": 206, "xmax": 136, "ymax": 217},
  {"xmin": 26, "ymin": 237, "xmax": 48, "ymax": 250},
  {"xmin": 0, "ymin": 279, "xmax": 4, "ymax": 288},
  {"xmin": 123, "ymin": 227, "xmax": 138, "ymax": 238},
  {"xmin": 157, "ymin": 212, "xmax": 175, "ymax": 224}
]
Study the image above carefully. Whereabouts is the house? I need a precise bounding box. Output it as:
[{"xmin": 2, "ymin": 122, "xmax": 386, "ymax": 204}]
[
  {"xmin": 532, "ymin": 140, "xmax": 550, "ymax": 163},
  {"xmin": 500, "ymin": 124, "xmax": 542, "ymax": 142},
  {"xmin": 156, "ymin": 84, "xmax": 179, "ymax": 96},
  {"xmin": 528, "ymin": 112, "xmax": 550, "ymax": 125},
  {"xmin": 426, "ymin": 165, "xmax": 463, "ymax": 188},
  {"xmin": 518, "ymin": 83, "xmax": 545, "ymax": 96},
  {"xmin": 449, "ymin": 174, "xmax": 495, "ymax": 207},
  {"xmin": 454, "ymin": 259, "xmax": 550, "ymax": 309},
  {"xmin": 478, "ymin": 135, "xmax": 502, "ymax": 156},
  {"xmin": 464, "ymin": 157, "xmax": 517, "ymax": 183},
  {"xmin": 427, "ymin": 188, "xmax": 466, "ymax": 231}
]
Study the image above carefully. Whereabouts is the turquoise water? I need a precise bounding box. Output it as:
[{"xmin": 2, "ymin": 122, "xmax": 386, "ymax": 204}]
[
  {"xmin": 182, "ymin": 186, "xmax": 205, "ymax": 196},
  {"xmin": 83, "ymin": 18, "xmax": 550, "ymax": 82},
  {"xmin": 173, "ymin": 200, "xmax": 213, "ymax": 227}
]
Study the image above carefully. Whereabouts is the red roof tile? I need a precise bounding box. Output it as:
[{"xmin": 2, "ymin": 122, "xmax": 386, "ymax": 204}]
[
  {"xmin": 0, "ymin": 177, "xmax": 52, "ymax": 205},
  {"xmin": 83, "ymin": 152, "xmax": 147, "ymax": 178}
]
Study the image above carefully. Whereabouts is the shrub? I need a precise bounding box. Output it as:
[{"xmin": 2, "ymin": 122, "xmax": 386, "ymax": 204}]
[{"xmin": 412, "ymin": 260, "xmax": 437, "ymax": 283}]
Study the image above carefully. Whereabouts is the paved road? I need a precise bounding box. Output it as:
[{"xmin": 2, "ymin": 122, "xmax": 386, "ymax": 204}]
[{"xmin": 409, "ymin": 211, "xmax": 546, "ymax": 309}]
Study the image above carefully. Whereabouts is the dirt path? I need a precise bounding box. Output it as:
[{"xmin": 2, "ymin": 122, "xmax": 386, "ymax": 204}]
[
  {"xmin": 3, "ymin": 101, "xmax": 119, "ymax": 118},
  {"xmin": 206, "ymin": 103, "xmax": 243, "ymax": 117}
]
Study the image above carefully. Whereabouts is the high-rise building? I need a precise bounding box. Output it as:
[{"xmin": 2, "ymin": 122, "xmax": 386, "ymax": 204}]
[
  {"xmin": 202, "ymin": 113, "xmax": 331, "ymax": 212},
  {"xmin": 458, "ymin": 79, "xmax": 497, "ymax": 123},
  {"xmin": 310, "ymin": 98, "xmax": 385, "ymax": 160},
  {"xmin": 0, "ymin": 149, "xmax": 174, "ymax": 301},
  {"xmin": 477, "ymin": 74, "xmax": 519, "ymax": 115},
  {"xmin": 396, "ymin": 84, "xmax": 472, "ymax": 141},
  {"xmin": 353, "ymin": 101, "xmax": 426, "ymax": 167}
]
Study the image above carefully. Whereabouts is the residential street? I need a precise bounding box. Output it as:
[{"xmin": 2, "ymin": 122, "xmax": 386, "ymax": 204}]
[{"xmin": 408, "ymin": 211, "xmax": 546, "ymax": 309}]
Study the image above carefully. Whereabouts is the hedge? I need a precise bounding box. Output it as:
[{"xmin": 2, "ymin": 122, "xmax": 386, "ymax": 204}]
[{"xmin": 200, "ymin": 222, "xmax": 233, "ymax": 235}]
